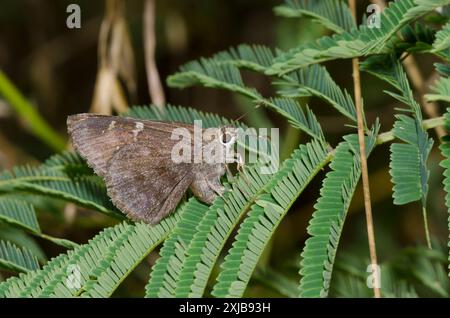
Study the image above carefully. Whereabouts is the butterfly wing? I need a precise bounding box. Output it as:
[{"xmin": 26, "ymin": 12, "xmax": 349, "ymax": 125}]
[
  {"xmin": 105, "ymin": 142, "xmax": 194, "ymax": 223},
  {"xmin": 67, "ymin": 114, "xmax": 196, "ymax": 223},
  {"xmin": 67, "ymin": 113, "xmax": 194, "ymax": 177}
]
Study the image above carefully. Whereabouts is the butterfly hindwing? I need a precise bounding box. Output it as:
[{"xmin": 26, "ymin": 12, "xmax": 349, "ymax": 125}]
[{"xmin": 104, "ymin": 142, "xmax": 194, "ymax": 223}]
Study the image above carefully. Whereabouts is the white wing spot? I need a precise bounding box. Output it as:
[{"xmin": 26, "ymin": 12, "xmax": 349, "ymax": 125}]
[{"xmin": 132, "ymin": 122, "xmax": 144, "ymax": 141}]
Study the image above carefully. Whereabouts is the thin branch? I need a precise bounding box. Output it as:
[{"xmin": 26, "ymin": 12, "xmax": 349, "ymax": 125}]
[
  {"xmin": 377, "ymin": 116, "xmax": 445, "ymax": 144},
  {"xmin": 144, "ymin": 0, "xmax": 166, "ymax": 109},
  {"xmin": 422, "ymin": 207, "xmax": 432, "ymax": 249},
  {"xmin": 402, "ymin": 55, "xmax": 445, "ymax": 137},
  {"xmin": 349, "ymin": 0, "xmax": 381, "ymax": 299}
]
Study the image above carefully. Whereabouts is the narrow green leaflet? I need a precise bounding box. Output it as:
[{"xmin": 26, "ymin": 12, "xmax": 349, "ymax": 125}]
[
  {"xmin": 0, "ymin": 240, "xmax": 40, "ymax": 273},
  {"xmin": 212, "ymin": 44, "xmax": 278, "ymax": 73},
  {"xmin": 0, "ymin": 199, "xmax": 41, "ymax": 234},
  {"xmin": 390, "ymin": 115, "xmax": 434, "ymax": 206},
  {"xmin": 432, "ymin": 21, "xmax": 450, "ymax": 52},
  {"xmin": 426, "ymin": 76, "xmax": 450, "ymax": 103},
  {"xmin": 274, "ymin": 64, "xmax": 357, "ymax": 122},
  {"xmin": 274, "ymin": 0, "xmax": 356, "ymax": 34}
]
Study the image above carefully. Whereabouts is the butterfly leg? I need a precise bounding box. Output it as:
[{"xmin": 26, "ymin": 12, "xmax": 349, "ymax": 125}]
[
  {"xmin": 225, "ymin": 164, "xmax": 234, "ymax": 183},
  {"xmin": 190, "ymin": 176, "xmax": 225, "ymax": 204},
  {"xmin": 224, "ymin": 152, "xmax": 244, "ymax": 182},
  {"xmin": 206, "ymin": 178, "xmax": 226, "ymax": 198},
  {"xmin": 234, "ymin": 152, "xmax": 244, "ymax": 172},
  {"xmin": 231, "ymin": 152, "xmax": 251, "ymax": 186}
]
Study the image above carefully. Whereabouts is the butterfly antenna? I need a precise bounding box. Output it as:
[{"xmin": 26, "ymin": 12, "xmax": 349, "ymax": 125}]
[{"xmin": 232, "ymin": 103, "xmax": 262, "ymax": 124}]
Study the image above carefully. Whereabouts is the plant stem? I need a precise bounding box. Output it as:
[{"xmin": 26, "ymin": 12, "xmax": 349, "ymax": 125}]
[
  {"xmin": 377, "ymin": 116, "xmax": 445, "ymax": 144},
  {"xmin": 349, "ymin": 0, "xmax": 381, "ymax": 298},
  {"xmin": 0, "ymin": 70, "xmax": 66, "ymax": 152},
  {"xmin": 37, "ymin": 233, "xmax": 79, "ymax": 249},
  {"xmin": 422, "ymin": 207, "xmax": 432, "ymax": 249}
]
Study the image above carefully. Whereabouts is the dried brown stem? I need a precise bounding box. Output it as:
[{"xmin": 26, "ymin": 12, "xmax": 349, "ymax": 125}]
[
  {"xmin": 91, "ymin": 0, "xmax": 136, "ymax": 115},
  {"xmin": 370, "ymin": 0, "xmax": 386, "ymax": 9},
  {"xmin": 144, "ymin": 0, "xmax": 166, "ymax": 109},
  {"xmin": 349, "ymin": 0, "xmax": 381, "ymax": 298},
  {"xmin": 402, "ymin": 55, "xmax": 445, "ymax": 137}
]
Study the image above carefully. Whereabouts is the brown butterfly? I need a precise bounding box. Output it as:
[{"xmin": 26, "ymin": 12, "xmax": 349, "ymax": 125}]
[{"xmin": 67, "ymin": 114, "xmax": 238, "ymax": 224}]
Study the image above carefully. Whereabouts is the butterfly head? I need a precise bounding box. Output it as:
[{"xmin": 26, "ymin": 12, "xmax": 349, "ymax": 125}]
[{"xmin": 218, "ymin": 125, "xmax": 238, "ymax": 147}]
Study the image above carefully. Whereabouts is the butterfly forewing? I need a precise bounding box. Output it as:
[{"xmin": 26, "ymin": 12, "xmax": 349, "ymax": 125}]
[{"xmin": 67, "ymin": 114, "xmax": 195, "ymax": 176}]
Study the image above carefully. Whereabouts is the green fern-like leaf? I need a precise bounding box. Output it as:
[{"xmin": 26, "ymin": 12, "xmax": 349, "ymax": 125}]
[
  {"xmin": 439, "ymin": 108, "xmax": 450, "ymax": 276},
  {"xmin": 299, "ymin": 130, "xmax": 379, "ymax": 297},
  {"xmin": 1, "ymin": 224, "xmax": 135, "ymax": 297},
  {"xmin": 274, "ymin": 64, "xmax": 357, "ymax": 122},
  {"xmin": 145, "ymin": 163, "xmax": 275, "ymax": 298},
  {"xmin": 0, "ymin": 159, "xmax": 122, "ymax": 220},
  {"xmin": 435, "ymin": 63, "xmax": 450, "ymax": 77},
  {"xmin": 400, "ymin": 22, "xmax": 437, "ymax": 52},
  {"xmin": 79, "ymin": 217, "xmax": 181, "ymax": 298},
  {"xmin": 211, "ymin": 140, "xmax": 331, "ymax": 297},
  {"xmin": 268, "ymin": 0, "xmax": 450, "ymax": 75},
  {"xmin": 365, "ymin": 57, "xmax": 434, "ymax": 245},
  {"xmin": 360, "ymin": 54, "xmax": 404, "ymax": 90},
  {"xmin": 126, "ymin": 103, "xmax": 237, "ymax": 128},
  {"xmin": 0, "ymin": 199, "xmax": 41, "ymax": 234},
  {"xmin": 432, "ymin": 21, "xmax": 450, "ymax": 52},
  {"xmin": 0, "ymin": 212, "xmax": 181, "ymax": 297},
  {"xmin": 274, "ymin": 0, "xmax": 356, "ymax": 33},
  {"xmin": 212, "ymin": 44, "xmax": 278, "ymax": 73},
  {"xmin": 167, "ymin": 60, "xmax": 324, "ymax": 139},
  {"xmin": 390, "ymin": 115, "xmax": 434, "ymax": 205},
  {"xmin": 0, "ymin": 240, "xmax": 40, "ymax": 273},
  {"xmin": 361, "ymin": 55, "xmax": 424, "ymax": 118},
  {"xmin": 426, "ymin": 76, "xmax": 450, "ymax": 102},
  {"xmin": 145, "ymin": 198, "xmax": 209, "ymax": 297},
  {"xmin": 168, "ymin": 59, "xmax": 261, "ymax": 100},
  {"xmin": 265, "ymin": 98, "xmax": 324, "ymax": 139}
]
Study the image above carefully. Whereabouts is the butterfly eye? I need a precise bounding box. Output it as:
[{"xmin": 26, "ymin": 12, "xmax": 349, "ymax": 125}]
[{"xmin": 220, "ymin": 132, "xmax": 234, "ymax": 145}]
